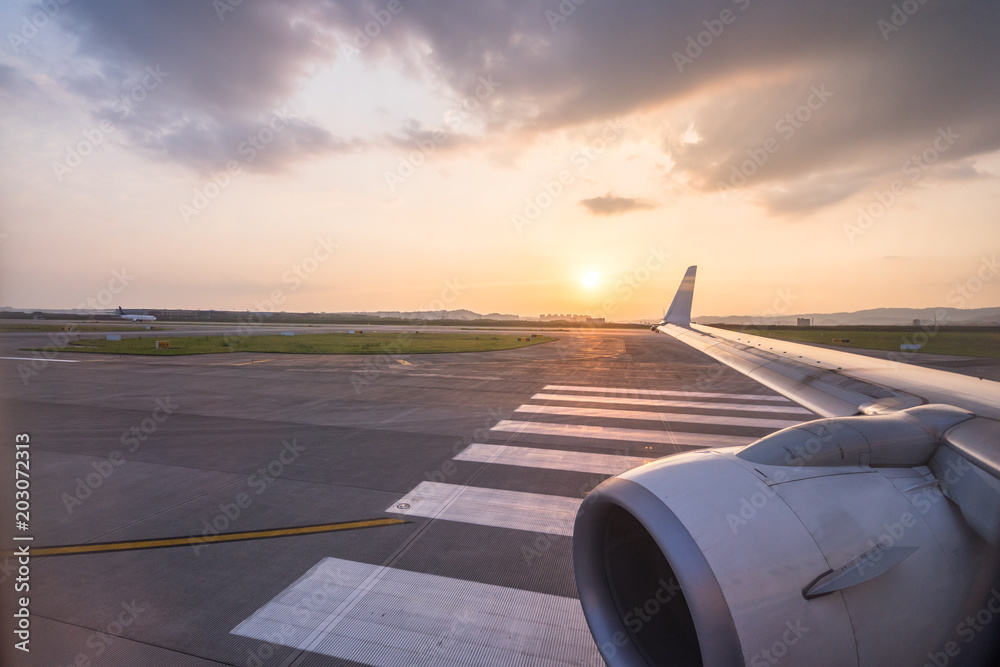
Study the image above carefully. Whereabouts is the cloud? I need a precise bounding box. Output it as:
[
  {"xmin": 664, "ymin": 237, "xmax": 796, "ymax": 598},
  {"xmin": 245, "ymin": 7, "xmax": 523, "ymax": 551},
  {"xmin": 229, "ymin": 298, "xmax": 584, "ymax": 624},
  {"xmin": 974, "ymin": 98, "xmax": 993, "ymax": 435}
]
[
  {"xmin": 346, "ymin": 0, "xmax": 1000, "ymax": 213},
  {"xmin": 579, "ymin": 193, "xmax": 656, "ymax": 216},
  {"xmin": 18, "ymin": 0, "xmax": 1000, "ymax": 207},
  {"xmin": 48, "ymin": 0, "xmax": 355, "ymax": 172}
]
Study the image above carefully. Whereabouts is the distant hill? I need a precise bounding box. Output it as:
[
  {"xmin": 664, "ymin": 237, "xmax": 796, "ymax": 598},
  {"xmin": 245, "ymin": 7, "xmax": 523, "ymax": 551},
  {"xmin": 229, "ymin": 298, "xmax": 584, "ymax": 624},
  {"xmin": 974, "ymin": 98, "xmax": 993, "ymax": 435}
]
[
  {"xmin": 343, "ymin": 309, "xmax": 519, "ymax": 321},
  {"xmin": 695, "ymin": 306, "xmax": 1000, "ymax": 327}
]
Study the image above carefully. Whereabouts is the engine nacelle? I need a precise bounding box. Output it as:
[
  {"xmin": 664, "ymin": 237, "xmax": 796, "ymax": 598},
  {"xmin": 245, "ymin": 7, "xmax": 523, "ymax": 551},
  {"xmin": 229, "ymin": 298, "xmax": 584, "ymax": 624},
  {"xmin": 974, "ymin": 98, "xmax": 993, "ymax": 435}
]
[{"xmin": 574, "ymin": 406, "xmax": 1000, "ymax": 666}]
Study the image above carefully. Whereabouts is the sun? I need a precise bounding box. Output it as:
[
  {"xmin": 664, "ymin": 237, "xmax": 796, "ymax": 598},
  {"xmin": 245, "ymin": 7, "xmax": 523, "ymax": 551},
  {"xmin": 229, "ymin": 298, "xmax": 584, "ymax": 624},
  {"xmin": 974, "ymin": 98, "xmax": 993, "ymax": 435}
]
[{"xmin": 580, "ymin": 270, "xmax": 601, "ymax": 290}]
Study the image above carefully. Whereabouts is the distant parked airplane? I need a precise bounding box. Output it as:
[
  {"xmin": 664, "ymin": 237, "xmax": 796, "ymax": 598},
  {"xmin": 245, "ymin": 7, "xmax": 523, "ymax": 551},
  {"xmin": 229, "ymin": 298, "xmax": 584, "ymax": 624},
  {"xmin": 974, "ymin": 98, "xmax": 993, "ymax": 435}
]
[{"xmin": 117, "ymin": 306, "xmax": 156, "ymax": 322}]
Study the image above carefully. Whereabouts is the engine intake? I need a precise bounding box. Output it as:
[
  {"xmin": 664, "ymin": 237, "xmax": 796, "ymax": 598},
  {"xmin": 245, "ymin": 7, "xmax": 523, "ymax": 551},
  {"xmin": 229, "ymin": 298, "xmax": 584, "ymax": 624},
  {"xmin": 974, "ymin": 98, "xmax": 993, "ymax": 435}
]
[{"xmin": 574, "ymin": 408, "xmax": 1000, "ymax": 666}]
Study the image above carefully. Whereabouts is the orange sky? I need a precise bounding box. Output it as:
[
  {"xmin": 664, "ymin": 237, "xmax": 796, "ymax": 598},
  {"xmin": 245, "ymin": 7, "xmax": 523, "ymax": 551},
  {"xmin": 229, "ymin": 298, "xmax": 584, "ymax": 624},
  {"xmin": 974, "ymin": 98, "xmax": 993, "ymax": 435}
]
[{"xmin": 1, "ymin": 1, "xmax": 998, "ymax": 320}]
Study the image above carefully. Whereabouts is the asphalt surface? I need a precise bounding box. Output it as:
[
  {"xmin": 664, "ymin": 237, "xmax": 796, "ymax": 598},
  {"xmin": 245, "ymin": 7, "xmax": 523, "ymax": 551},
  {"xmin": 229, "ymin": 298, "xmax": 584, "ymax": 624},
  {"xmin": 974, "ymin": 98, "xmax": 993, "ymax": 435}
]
[{"xmin": 0, "ymin": 324, "xmax": 996, "ymax": 666}]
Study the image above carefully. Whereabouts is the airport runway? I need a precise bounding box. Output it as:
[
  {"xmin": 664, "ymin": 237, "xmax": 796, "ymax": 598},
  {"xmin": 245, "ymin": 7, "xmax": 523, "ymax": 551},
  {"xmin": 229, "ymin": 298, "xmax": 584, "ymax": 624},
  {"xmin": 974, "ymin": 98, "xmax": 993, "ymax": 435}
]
[{"xmin": 0, "ymin": 326, "xmax": 992, "ymax": 666}]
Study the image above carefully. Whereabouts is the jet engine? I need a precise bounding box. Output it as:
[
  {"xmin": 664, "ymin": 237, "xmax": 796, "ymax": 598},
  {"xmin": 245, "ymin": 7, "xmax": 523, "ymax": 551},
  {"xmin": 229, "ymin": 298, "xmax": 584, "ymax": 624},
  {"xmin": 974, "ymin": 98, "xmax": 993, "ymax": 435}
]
[{"xmin": 574, "ymin": 405, "xmax": 1000, "ymax": 666}]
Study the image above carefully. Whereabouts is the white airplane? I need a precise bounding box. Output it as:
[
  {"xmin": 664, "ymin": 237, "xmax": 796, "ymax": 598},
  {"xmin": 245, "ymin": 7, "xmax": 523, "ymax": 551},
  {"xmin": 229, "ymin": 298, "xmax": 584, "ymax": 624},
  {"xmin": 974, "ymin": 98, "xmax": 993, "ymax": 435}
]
[
  {"xmin": 117, "ymin": 306, "xmax": 156, "ymax": 322},
  {"xmin": 575, "ymin": 266, "xmax": 1000, "ymax": 666}
]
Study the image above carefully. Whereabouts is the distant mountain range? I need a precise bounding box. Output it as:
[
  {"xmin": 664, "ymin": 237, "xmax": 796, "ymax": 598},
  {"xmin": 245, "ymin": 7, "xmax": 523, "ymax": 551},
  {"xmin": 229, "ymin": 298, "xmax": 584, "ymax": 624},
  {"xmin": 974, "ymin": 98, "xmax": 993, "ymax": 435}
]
[
  {"xmin": 695, "ymin": 306, "xmax": 1000, "ymax": 327},
  {"xmin": 339, "ymin": 309, "xmax": 520, "ymax": 321}
]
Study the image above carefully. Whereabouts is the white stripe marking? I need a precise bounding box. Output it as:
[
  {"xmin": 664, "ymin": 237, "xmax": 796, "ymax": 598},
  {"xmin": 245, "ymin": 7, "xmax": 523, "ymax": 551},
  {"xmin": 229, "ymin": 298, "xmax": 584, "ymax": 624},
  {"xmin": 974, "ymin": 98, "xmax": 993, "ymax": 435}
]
[
  {"xmin": 455, "ymin": 443, "xmax": 653, "ymax": 476},
  {"xmin": 544, "ymin": 384, "xmax": 790, "ymax": 401},
  {"xmin": 232, "ymin": 557, "xmax": 602, "ymax": 666},
  {"xmin": 387, "ymin": 482, "xmax": 580, "ymax": 536},
  {"xmin": 516, "ymin": 404, "xmax": 801, "ymax": 429},
  {"xmin": 491, "ymin": 420, "xmax": 756, "ymax": 448},
  {"xmin": 0, "ymin": 356, "xmax": 80, "ymax": 363},
  {"xmin": 532, "ymin": 392, "xmax": 811, "ymax": 414}
]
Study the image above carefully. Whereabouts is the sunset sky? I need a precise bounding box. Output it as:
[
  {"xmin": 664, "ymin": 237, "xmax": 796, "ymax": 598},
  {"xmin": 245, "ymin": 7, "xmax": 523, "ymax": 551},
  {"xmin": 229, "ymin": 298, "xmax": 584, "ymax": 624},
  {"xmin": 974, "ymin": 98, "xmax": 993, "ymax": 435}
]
[{"xmin": 1, "ymin": 0, "xmax": 998, "ymax": 320}]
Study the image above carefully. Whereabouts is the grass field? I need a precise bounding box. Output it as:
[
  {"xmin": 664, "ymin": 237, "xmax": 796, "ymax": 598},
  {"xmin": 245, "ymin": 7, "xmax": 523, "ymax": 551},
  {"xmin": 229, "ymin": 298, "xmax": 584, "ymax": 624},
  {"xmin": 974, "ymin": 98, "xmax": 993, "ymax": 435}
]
[
  {"xmin": 35, "ymin": 332, "xmax": 556, "ymax": 356},
  {"xmin": 713, "ymin": 326, "xmax": 1000, "ymax": 359}
]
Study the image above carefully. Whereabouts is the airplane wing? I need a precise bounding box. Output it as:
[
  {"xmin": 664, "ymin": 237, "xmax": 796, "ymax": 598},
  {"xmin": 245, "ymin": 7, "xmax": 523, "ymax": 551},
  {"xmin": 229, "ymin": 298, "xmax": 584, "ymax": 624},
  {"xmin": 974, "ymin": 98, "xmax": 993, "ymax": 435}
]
[
  {"xmin": 574, "ymin": 265, "xmax": 1000, "ymax": 667},
  {"xmin": 653, "ymin": 266, "xmax": 1000, "ymax": 421}
]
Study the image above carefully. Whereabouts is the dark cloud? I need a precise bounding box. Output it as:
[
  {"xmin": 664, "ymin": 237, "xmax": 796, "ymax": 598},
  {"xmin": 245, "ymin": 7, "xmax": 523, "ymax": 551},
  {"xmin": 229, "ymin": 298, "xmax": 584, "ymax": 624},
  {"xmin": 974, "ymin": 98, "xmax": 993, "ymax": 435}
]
[
  {"xmin": 580, "ymin": 193, "xmax": 656, "ymax": 216},
  {"xmin": 383, "ymin": 123, "xmax": 480, "ymax": 156},
  {"xmin": 53, "ymin": 0, "xmax": 353, "ymax": 172},
  {"xmin": 369, "ymin": 0, "xmax": 1000, "ymax": 212},
  {"xmin": 35, "ymin": 0, "xmax": 1000, "ymax": 202}
]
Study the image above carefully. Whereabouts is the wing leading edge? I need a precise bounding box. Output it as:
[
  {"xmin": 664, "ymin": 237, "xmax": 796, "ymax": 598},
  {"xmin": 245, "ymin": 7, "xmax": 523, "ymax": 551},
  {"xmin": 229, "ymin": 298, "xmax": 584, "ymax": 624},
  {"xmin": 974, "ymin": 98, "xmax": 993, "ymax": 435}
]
[
  {"xmin": 654, "ymin": 266, "xmax": 1000, "ymax": 421},
  {"xmin": 653, "ymin": 266, "xmax": 1000, "ymax": 506}
]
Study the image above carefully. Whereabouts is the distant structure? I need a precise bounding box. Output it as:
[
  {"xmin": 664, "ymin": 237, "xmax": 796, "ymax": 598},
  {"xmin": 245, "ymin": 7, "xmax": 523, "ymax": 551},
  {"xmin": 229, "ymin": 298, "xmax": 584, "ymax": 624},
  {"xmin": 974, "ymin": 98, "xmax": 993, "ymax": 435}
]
[
  {"xmin": 586, "ymin": 317, "xmax": 605, "ymax": 324},
  {"xmin": 540, "ymin": 313, "xmax": 590, "ymax": 322},
  {"xmin": 913, "ymin": 319, "xmax": 921, "ymax": 327},
  {"xmin": 796, "ymin": 317, "xmax": 812, "ymax": 327}
]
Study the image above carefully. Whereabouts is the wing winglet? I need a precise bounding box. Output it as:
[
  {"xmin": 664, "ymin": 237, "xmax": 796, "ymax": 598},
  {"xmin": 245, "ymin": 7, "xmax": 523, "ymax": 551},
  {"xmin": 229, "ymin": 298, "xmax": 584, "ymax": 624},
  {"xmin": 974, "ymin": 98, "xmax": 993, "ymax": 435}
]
[{"xmin": 661, "ymin": 265, "xmax": 697, "ymax": 326}]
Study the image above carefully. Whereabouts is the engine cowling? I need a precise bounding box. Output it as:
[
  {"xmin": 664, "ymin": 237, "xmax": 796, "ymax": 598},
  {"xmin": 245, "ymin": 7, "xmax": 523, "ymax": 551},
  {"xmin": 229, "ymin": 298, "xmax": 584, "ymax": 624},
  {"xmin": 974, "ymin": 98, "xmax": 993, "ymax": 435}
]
[{"xmin": 573, "ymin": 406, "xmax": 1000, "ymax": 666}]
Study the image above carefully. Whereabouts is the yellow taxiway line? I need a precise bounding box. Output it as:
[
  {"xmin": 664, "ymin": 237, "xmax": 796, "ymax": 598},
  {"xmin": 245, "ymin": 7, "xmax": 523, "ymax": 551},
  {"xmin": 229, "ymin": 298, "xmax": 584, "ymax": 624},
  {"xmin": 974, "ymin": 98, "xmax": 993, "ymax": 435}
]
[
  {"xmin": 232, "ymin": 358, "xmax": 273, "ymax": 366},
  {"xmin": 8, "ymin": 517, "xmax": 408, "ymax": 557}
]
